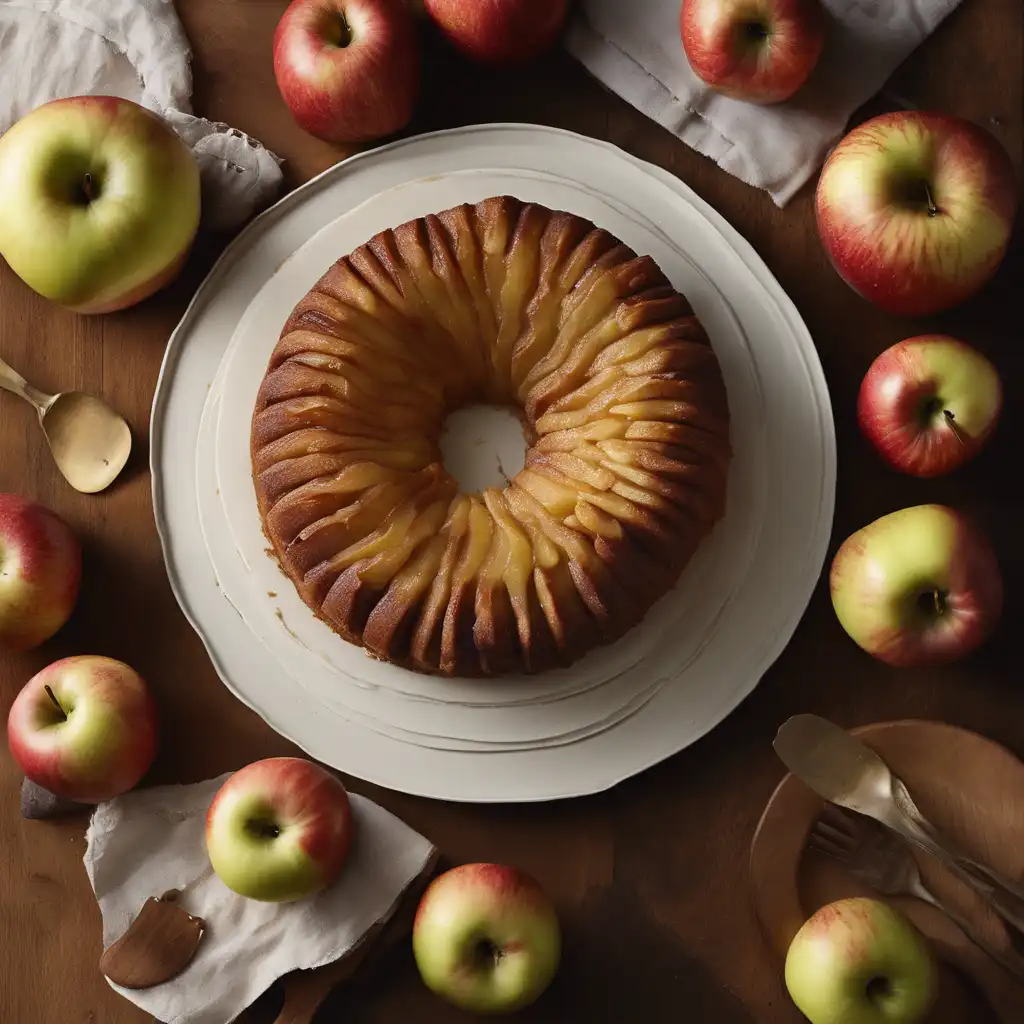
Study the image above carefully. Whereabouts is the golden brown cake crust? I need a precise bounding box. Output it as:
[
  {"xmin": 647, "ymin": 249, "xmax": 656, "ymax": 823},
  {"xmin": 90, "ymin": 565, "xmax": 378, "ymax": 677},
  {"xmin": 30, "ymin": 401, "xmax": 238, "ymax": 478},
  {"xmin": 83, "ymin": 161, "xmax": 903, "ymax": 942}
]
[{"xmin": 251, "ymin": 197, "xmax": 731, "ymax": 677}]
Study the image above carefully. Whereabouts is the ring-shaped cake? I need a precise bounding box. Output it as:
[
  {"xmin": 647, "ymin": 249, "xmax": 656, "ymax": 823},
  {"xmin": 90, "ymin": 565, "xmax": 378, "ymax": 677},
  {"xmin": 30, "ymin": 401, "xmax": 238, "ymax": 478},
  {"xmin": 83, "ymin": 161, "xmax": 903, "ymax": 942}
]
[{"xmin": 251, "ymin": 197, "xmax": 732, "ymax": 677}]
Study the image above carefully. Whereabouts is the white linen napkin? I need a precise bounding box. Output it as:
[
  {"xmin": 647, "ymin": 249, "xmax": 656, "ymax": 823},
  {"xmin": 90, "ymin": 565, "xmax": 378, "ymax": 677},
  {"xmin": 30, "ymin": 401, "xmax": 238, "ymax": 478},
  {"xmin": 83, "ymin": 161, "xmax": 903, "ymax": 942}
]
[
  {"xmin": 84, "ymin": 774, "xmax": 437, "ymax": 1024},
  {"xmin": 0, "ymin": 0, "xmax": 284, "ymax": 230},
  {"xmin": 567, "ymin": 0, "xmax": 963, "ymax": 206}
]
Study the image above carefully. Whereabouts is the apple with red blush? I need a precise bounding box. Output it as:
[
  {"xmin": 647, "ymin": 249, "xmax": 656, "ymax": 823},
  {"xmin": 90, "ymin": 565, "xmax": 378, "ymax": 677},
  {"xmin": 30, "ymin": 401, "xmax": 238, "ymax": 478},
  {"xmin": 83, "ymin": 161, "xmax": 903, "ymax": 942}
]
[
  {"xmin": 7, "ymin": 656, "xmax": 159, "ymax": 803},
  {"xmin": 830, "ymin": 505, "xmax": 1002, "ymax": 668},
  {"xmin": 274, "ymin": 0, "xmax": 420, "ymax": 143},
  {"xmin": 680, "ymin": 0, "xmax": 824, "ymax": 104},
  {"xmin": 858, "ymin": 335, "xmax": 1001, "ymax": 478},
  {"xmin": 0, "ymin": 493, "xmax": 81, "ymax": 652},
  {"xmin": 424, "ymin": 0, "xmax": 570, "ymax": 65},
  {"xmin": 206, "ymin": 757, "xmax": 354, "ymax": 903},
  {"xmin": 786, "ymin": 898, "xmax": 937, "ymax": 1024},
  {"xmin": 816, "ymin": 111, "xmax": 1018, "ymax": 315},
  {"xmin": 0, "ymin": 97, "xmax": 199, "ymax": 313},
  {"xmin": 413, "ymin": 863, "xmax": 561, "ymax": 1012}
]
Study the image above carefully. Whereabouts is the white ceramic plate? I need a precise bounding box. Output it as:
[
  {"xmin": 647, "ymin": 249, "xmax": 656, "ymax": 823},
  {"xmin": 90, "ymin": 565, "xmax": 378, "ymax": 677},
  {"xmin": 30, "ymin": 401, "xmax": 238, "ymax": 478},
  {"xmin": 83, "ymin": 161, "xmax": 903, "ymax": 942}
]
[
  {"xmin": 152, "ymin": 125, "xmax": 835, "ymax": 800},
  {"xmin": 196, "ymin": 167, "xmax": 764, "ymax": 750}
]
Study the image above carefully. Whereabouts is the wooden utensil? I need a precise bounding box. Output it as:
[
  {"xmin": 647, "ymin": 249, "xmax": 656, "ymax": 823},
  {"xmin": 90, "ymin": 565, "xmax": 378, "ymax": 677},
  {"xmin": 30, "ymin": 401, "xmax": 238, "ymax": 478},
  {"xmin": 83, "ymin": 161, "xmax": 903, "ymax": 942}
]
[
  {"xmin": 0, "ymin": 354, "xmax": 131, "ymax": 493},
  {"xmin": 272, "ymin": 850, "xmax": 440, "ymax": 1024},
  {"xmin": 99, "ymin": 890, "xmax": 205, "ymax": 989},
  {"xmin": 751, "ymin": 720, "xmax": 1024, "ymax": 1021}
]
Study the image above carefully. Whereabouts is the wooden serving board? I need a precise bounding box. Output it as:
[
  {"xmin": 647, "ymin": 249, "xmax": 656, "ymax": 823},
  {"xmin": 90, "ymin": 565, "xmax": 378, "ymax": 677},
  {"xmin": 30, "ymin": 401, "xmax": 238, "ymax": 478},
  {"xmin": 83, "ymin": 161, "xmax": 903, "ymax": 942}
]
[
  {"xmin": 236, "ymin": 851, "xmax": 440, "ymax": 1024},
  {"xmin": 750, "ymin": 721, "xmax": 1024, "ymax": 1022}
]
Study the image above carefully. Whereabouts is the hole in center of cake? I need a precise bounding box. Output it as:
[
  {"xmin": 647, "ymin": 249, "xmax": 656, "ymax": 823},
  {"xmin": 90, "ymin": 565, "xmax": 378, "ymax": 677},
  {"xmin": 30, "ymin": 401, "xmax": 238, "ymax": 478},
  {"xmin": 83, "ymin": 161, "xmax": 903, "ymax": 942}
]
[{"xmin": 439, "ymin": 404, "xmax": 527, "ymax": 493}]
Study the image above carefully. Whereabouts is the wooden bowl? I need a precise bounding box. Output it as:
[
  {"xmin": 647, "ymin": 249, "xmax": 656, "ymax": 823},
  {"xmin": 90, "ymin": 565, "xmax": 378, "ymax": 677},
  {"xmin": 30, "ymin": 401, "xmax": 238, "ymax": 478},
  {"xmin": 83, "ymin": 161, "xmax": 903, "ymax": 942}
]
[{"xmin": 750, "ymin": 720, "xmax": 1024, "ymax": 1021}]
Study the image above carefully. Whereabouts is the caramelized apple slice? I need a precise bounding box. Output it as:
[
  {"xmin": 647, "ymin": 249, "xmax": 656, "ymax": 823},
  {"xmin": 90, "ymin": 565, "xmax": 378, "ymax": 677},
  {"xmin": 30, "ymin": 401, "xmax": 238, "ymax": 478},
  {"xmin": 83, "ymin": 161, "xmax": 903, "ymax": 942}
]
[
  {"xmin": 440, "ymin": 497, "xmax": 495, "ymax": 675},
  {"xmin": 507, "ymin": 212, "xmax": 594, "ymax": 393},
  {"xmin": 253, "ymin": 429, "xmax": 433, "ymax": 474},
  {"xmin": 283, "ymin": 469, "xmax": 440, "ymax": 573},
  {"xmin": 409, "ymin": 496, "xmax": 471, "ymax": 672},
  {"xmin": 253, "ymin": 395, "xmax": 419, "ymax": 449},
  {"xmin": 490, "ymin": 205, "xmax": 549, "ymax": 393},
  {"xmin": 503, "ymin": 484, "xmax": 620, "ymax": 631},
  {"xmin": 587, "ymin": 320, "xmax": 707, "ymax": 373},
  {"xmin": 472, "ymin": 197, "xmax": 518, "ymax": 344},
  {"xmin": 329, "ymin": 495, "xmax": 453, "ymax": 651},
  {"xmin": 436, "ymin": 205, "xmax": 499, "ymax": 354},
  {"xmin": 258, "ymin": 457, "xmax": 406, "ymax": 508},
  {"xmin": 316, "ymin": 483, "xmax": 455, "ymax": 618},
  {"xmin": 362, "ymin": 532, "xmax": 450, "ymax": 662}
]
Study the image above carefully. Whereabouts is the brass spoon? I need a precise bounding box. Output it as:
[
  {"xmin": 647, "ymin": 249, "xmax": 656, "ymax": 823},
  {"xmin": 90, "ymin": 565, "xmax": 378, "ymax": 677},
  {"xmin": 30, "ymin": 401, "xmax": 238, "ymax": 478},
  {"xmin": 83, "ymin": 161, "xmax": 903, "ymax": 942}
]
[{"xmin": 0, "ymin": 355, "xmax": 131, "ymax": 493}]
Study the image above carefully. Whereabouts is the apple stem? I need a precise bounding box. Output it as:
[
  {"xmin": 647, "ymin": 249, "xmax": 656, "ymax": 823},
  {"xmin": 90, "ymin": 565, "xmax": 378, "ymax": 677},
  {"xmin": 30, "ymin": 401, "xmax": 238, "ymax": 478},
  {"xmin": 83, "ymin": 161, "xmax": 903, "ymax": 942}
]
[
  {"xmin": 943, "ymin": 409, "xmax": 967, "ymax": 446},
  {"xmin": 82, "ymin": 173, "xmax": 95, "ymax": 203},
  {"xmin": 923, "ymin": 182, "xmax": 940, "ymax": 217},
  {"xmin": 44, "ymin": 685, "xmax": 67, "ymax": 721},
  {"xmin": 933, "ymin": 589, "xmax": 943, "ymax": 616},
  {"xmin": 334, "ymin": 11, "xmax": 353, "ymax": 48}
]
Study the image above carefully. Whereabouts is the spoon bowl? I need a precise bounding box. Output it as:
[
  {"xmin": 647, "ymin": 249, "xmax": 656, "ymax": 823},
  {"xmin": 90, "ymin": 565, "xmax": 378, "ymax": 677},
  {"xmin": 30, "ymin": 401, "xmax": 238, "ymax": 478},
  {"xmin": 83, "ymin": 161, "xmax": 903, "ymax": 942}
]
[
  {"xmin": 41, "ymin": 391, "xmax": 132, "ymax": 494},
  {"xmin": 0, "ymin": 355, "xmax": 132, "ymax": 494}
]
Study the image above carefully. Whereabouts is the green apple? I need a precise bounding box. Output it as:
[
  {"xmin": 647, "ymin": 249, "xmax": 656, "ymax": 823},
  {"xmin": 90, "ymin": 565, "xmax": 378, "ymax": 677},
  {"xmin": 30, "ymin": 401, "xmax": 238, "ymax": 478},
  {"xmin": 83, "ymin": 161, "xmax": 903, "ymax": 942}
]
[
  {"xmin": 830, "ymin": 504, "xmax": 1003, "ymax": 667},
  {"xmin": 0, "ymin": 96, "xmax": 200, "ymax": 314},
  {"xmin": 205, "ymin": 757, "xmax": 354, "ymax": 903},
  {"xmin": 786, "ymin": 898, "xmax": 937, "ymax": 1024},
  {"xmin": 413, "ymin": 863, "xmax": 561, "ymax": 1013}
]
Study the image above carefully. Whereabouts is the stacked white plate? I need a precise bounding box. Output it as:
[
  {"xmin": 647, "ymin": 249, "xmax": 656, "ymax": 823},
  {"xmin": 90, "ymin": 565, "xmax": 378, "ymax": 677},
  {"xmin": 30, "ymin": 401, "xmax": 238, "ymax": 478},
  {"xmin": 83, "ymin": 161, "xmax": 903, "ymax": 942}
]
[{"xmin": 152, "ymin": 125, "xmax": 835, "ymax": 802}]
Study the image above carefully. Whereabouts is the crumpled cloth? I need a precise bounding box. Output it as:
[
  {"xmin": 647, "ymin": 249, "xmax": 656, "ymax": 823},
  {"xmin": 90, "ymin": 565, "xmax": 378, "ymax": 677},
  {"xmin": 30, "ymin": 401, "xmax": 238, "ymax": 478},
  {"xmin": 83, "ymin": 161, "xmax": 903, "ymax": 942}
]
[
  {"xmin": 568, "ymin": 0, "xmax": 963, "ymax": 205},
  {"xmin": 0, "ymin": 0, "xmax": 284, "ymax": 229},
  {"xmin": 84, "ymin": 773, "xmax": 437, "ymax": 1024}
]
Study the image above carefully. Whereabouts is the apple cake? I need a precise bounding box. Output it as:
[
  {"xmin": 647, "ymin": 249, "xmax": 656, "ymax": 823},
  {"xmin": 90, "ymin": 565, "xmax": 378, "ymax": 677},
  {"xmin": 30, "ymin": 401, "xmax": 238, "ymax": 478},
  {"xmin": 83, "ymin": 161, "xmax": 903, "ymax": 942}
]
[{"xmin": 251, "ymin": 197, "xmax": 731, "ymax": 676}]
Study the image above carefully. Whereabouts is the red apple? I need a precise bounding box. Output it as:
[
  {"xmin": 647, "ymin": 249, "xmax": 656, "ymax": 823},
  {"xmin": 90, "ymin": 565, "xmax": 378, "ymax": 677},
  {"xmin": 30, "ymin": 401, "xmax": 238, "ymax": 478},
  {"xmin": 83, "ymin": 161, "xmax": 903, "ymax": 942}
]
[
  {"xmin": 206, "ymin": 757, "xmax": 354, "ymax": 903},
  {"xmin": 680, "ymin": 0, "xmax": 824, "ymax": 104},
  {"xmin": 816, "ymin": 112, "xmax": 1018, "ymax": 316},
  {"xmin": 830, "ymin": 505, "xmax": 1002, "ymax": 667},
  {"xmin": 273, "ymin": 0, "xmax": 420, "ymax": 144},
  {"xmin": 0, "ymin": 493, "xmax": 81, "ymax": 652},
  {"xmin": 7, "ymin": 656, "xmax": 158, "ymax": 803},
  {"xmin": 413, "ymin": 863, "xmax": 561, "ymax": 1012},
  {"xmin": 424, "ymin": 0, "xmax": 569, "ymax": 65},
  {"xmin": 858, "ymin": 335, "xmax": 1002, "ymax": 478}
]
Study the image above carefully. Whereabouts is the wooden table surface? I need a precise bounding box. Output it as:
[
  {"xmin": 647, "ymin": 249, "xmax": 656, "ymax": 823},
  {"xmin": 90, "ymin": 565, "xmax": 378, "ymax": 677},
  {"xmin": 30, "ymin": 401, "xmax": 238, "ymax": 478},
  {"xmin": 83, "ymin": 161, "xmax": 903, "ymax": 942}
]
[{"xmin": 1, "ymin": 2, "xmax": 1021, "ymax": 1021}]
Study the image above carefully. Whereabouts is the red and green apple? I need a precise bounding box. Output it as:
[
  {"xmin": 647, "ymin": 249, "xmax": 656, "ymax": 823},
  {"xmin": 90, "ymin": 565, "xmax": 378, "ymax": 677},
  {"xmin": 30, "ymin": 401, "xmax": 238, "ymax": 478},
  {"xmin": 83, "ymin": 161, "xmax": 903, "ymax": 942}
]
[
  {"xmin": 830, "ymin": 504, "xmax": 1002, "ymax": 667},
  {"xmin": 274, "ymin": 0, "xmax": 420, "ymax": 143},
  {"xmin": 680, "ymin": 0, "xmax": 824, "ymax": 104},
  {"xmin": 424, "ymin": 0, "xmax": 570, "ymax": 65},
  {"xmin": 858, "ymin": 335, "xmax": 1002, "ymax": 478},
  {"xmin": 7, "ymin": 656, "xmax": 158, "ymax": 803},
  {"xmin": 0, "ymin": 493, "xmax": 81, "ymax": 652},
  {"xmin": 0, "ymin": 97, "xmax": 200, "ymax": 314},
  {"xmin": 816, "ymin": 112, "xmax": 1018, "ymax": 315},
  {"xmin": 205, "ymin": 757, "xmax": 354, "ymax": 903},
  {"xmin": 413, "ymin": 863, "xmax": 561, "ymax": 1013},
  {"xmin": 786, "ymin": 898, "xmax": 937, "ymax": 1024}
]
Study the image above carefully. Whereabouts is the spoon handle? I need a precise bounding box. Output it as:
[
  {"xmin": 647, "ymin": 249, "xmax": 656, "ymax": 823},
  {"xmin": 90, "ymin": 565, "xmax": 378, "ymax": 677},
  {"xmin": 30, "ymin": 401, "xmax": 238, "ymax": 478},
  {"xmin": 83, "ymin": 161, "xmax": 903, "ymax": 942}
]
[
  {"xmin": 913, "ymin": 876, "xmax": 1024, "ymax": 983},
  {"xmin": 0, "ymin": 355, "xmax": 50, "ymax": 413},
  {"xmin": 891, "ymin": 780, "xmax": 1024, "ymax": 935}
]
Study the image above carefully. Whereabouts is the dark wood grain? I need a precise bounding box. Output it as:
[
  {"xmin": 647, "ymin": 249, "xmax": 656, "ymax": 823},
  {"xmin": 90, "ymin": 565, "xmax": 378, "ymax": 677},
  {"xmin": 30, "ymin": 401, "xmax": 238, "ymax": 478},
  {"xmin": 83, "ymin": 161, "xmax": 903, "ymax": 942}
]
[{"xmin": 1, "ymin": 2, "xmax": 1021, "ymax": 1021}]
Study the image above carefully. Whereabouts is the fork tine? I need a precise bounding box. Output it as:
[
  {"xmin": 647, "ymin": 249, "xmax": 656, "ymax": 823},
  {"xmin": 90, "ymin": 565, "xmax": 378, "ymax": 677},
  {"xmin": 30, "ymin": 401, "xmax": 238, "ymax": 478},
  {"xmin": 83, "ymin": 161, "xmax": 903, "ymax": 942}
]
[
  {"xmin": 819, "ymin": 803, "xmax": 861, "ymax": 832},
  {"xmin": 815, "ymin": 820, "xmax": 855, "ymax": 847},
  {"xmin": 808, "ymin": 834, "xmax": 850, "ymax": 861}
]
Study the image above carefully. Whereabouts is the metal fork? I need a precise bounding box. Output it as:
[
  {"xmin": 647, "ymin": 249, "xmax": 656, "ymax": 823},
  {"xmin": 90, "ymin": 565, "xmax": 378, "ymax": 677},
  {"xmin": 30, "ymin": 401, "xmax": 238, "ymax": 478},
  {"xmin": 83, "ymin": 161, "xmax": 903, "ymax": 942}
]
[{"xmin": 812, "ymin": 805, "xmax": 1024, "ymax": 984}]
